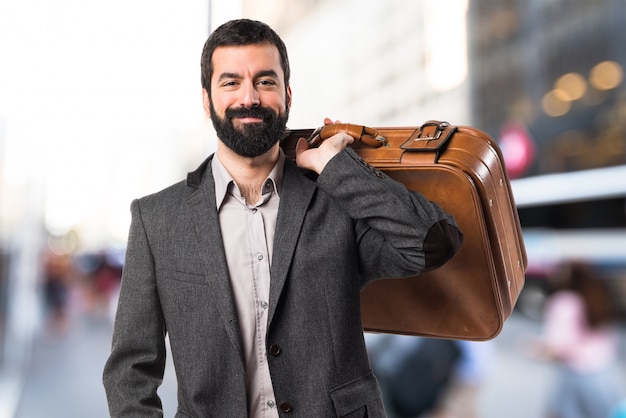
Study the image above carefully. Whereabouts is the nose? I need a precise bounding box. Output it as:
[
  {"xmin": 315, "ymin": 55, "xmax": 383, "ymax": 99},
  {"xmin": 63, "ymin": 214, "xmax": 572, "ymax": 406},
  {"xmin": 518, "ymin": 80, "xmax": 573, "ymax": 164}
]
[{"xmin": 240, "ymin": 81, "xmax": 260, "ymax": 107}]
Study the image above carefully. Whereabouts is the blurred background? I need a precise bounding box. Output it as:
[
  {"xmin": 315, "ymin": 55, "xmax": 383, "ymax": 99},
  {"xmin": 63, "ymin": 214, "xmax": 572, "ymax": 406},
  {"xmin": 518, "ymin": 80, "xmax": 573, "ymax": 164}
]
[{"xmin": 0, "ymin": 0, "xmax": 624, "ymax": 417}]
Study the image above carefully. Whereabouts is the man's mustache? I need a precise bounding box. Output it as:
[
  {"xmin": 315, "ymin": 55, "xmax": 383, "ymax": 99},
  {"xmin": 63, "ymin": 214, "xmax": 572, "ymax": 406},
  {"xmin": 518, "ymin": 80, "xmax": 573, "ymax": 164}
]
[{"xmin": 225, "ymin": 106, "xmax": 275, "ymax": 121}]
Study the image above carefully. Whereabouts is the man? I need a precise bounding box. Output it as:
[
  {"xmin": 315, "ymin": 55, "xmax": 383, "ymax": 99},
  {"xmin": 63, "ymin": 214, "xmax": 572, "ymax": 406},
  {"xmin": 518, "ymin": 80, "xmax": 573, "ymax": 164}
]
[{"xmin": 103, "ymin": 19, "xmax": 462, "ymax": 417}]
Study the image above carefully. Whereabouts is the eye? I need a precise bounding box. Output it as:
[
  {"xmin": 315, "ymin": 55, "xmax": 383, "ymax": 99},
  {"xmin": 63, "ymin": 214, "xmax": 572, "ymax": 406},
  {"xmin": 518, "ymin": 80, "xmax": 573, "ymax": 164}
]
[{"xmin": 257, "ymin": 79, "xmax": 277, "ymax": 87}]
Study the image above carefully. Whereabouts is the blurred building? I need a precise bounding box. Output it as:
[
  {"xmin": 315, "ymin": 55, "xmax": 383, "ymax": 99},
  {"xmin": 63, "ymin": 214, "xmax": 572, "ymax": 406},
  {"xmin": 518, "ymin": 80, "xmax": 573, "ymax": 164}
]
[
  {"xmin": 468, "ymin": 0, "xmax": 626, "ymax": 233},
  {"xmin": 469, "ymin": 0, "xmax": 625, "ymax": 178}
]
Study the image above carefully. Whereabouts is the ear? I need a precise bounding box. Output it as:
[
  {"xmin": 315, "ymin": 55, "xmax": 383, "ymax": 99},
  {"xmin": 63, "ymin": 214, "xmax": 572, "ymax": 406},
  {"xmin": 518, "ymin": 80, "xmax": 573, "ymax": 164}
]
[
  {"xmin": 286, "ymin": 85, "xmax": 292, "ymax": 110},
  {"xmin": 201, "ymin": 88, "xmax": 211, "ymax": 118}
]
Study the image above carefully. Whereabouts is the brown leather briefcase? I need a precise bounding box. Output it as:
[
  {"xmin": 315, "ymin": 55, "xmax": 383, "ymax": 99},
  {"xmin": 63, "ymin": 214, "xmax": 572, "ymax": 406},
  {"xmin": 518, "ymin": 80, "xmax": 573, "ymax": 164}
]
[{"xmin": 281, "ymin": 121, "xmax": 527, "ymax": 340}]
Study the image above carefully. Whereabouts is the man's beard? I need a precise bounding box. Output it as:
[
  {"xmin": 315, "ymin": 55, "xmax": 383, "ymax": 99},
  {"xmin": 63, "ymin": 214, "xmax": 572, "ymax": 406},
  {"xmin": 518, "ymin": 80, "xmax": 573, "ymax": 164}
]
[{"xmin": 210, "ymin": 102, "xmax": 289, "ymax": 158}]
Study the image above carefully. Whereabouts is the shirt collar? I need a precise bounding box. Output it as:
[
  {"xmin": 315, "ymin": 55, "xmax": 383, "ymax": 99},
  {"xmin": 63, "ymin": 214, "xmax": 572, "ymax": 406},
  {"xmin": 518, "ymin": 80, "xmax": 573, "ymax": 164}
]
[{"xmin": 211, "ymin": 149, "xmax": 285, "ymax": 210}]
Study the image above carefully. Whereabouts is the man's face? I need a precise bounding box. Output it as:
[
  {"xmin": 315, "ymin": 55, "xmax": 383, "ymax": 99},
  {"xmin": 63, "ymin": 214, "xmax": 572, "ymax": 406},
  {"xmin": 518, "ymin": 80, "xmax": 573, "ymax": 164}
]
[{"xmin": 203, "ymin": 44, "xmax": 292, "ymax": 158}]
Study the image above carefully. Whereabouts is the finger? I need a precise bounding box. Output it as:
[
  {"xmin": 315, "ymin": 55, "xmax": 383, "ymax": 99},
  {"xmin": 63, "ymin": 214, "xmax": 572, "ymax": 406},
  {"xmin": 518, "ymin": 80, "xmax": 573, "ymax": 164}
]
[
  {"xmin": 323, "ymin": 132, "xmax": 353, "ymax": 151},
  {"xmin": 323, "ymin": 117, "xmax": 333, "ymax": 125},
  {"xmin": 337, "ymin": 132, "xmax": 354, "ymax": 146},
  {"xmin": 295, "ymin": 137, "xmax": 309, "ymax": 157}
]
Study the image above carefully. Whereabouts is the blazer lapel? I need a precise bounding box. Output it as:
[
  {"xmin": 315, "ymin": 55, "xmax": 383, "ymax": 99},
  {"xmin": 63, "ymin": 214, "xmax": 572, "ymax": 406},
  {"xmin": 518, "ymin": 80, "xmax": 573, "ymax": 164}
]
[
  {"xmin": 267, "ymin": 159, "xmax": 317, "ymax": 327},
  {"xmin": 185, "ymin": 156, "xmax": 243, "ymax": 359}
]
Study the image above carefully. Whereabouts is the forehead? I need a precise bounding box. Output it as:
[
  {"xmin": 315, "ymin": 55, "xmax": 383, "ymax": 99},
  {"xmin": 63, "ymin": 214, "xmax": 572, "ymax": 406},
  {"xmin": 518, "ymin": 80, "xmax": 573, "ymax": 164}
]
[{"xmin": 211, "ymin": 44, "xmax": 283, "ymax": 80}]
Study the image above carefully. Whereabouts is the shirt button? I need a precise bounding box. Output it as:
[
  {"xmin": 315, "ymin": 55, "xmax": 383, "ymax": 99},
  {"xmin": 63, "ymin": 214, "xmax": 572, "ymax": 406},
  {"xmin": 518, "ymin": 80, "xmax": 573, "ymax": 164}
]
[
  {"xmin": 251, "ymin": 208, "xmax": 258, "ymax": 214},
  {"xmin": 261, "ymin": 301, "xmax": 269, "ymax": 310},
  {"xmin": 267, "ymin": 400, "xmax": 275, "ymax": 408},
  {"xmin": 256, "ymin": 252, "xmax": 263, "ymax": 261}
]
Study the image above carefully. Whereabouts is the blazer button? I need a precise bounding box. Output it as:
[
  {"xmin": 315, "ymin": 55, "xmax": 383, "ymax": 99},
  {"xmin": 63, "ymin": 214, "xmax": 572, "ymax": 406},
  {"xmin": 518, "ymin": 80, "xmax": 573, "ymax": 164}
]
[
  {"xmin": 269, "ymin": 344, "xmax": 281, "ymax": 356},
  {"xmin": 279, "ymin": 401, "xmax": 292, "ymax": 413}
]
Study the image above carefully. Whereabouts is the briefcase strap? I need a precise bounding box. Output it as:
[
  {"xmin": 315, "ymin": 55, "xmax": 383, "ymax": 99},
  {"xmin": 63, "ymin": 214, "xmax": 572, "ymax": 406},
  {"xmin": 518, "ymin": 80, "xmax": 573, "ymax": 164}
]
[{"xmin": 400, "ymin": 121, "xmax": 456, "ymax": 152}]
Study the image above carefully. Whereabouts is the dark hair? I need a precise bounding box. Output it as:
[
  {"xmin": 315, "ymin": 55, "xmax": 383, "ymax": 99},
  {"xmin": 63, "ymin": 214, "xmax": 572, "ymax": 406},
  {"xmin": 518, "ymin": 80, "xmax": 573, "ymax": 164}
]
[
  {"xmin": 200, "ymin": 19, "xmax": 291, "ymax": 95},
  {"xmin": 551, "ymin": 261, "xmax": 619, "ymax": 328}
]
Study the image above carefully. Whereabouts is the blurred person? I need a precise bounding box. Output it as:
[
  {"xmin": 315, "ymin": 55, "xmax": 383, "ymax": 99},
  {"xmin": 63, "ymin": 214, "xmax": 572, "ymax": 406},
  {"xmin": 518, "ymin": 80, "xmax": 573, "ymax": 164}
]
[
  {"xmin": 366, "ymin": 334, "xmax": 462, "ymax": 418},
  {"xmin": 366, "ymin": 336, "xmax": 493, "ymax": 418},
  {"xmin": 87, "ymin": 251, "xmax": 122, "ymax": 317},
  {"xmin": 41, "ymin": 248, "xmax": 72, "ymax": 334},
  {"xmin": 430, "ymin": 340, "xmax": 495, "ymax": 418},
  {"xmin": 102, "ymin": 19, "xmax": 463, "ymax": 417},
  {"xmin": 525, "ymin": 261, "xmax": 625, "ymax": 418}
]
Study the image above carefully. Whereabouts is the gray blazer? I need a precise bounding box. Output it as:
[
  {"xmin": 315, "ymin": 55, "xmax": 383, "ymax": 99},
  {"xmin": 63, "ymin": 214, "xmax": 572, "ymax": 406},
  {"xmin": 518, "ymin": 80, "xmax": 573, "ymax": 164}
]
[{"xmin": 103, "ymin": 148, "xmax": 462, "ymax": 417}]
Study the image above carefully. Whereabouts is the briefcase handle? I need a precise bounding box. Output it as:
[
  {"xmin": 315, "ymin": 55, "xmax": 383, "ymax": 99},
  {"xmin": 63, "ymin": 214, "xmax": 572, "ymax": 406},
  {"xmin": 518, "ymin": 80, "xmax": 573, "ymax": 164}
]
[{"xmin": 307, "ymin": 123, "xmax": 387, "ymax": 148}]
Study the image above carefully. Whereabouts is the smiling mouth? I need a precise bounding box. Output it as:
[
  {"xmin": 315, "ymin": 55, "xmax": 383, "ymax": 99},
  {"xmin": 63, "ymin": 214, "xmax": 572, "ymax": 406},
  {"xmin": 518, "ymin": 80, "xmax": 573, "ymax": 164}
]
[{"xmin": 236, "ymin": 117, "xmax": 264, "ymax": 123}]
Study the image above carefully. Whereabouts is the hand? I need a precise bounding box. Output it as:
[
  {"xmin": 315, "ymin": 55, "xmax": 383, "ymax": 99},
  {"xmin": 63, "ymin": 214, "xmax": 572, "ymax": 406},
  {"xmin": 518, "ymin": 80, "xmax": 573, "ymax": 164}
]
[{"xmin": 295, "ymin": 118, "xmax": 354, "ymax": 174}]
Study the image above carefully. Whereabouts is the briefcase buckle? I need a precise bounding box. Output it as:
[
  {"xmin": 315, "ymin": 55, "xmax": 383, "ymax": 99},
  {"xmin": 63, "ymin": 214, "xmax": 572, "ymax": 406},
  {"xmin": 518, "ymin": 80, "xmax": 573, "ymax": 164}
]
[
  {"xmin": 400, "ymin": 121, "xmax": 456, "ymax": 161},
  {"xmin": 416, "ymin": 121, "xmax": 450, "ymax": 141}
]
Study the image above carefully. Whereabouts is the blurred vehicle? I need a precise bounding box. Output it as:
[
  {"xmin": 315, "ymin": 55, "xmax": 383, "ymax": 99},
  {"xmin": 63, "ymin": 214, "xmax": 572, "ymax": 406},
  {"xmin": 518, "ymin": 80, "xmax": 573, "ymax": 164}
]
[{"xmin": 512, "ymin": 165, "xmax": 626, "ymax": 320}]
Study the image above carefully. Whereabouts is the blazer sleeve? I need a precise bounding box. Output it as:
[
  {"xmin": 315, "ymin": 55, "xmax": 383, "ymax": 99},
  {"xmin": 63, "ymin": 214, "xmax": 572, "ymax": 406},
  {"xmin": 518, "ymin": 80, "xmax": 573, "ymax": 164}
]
[
  {"xmin": 102, "ymin": 199, "xmax": 166, "ymax": 417},
  {"xmin": 315, "ymin": 148, "xmax": 463, "ymax": 284}
]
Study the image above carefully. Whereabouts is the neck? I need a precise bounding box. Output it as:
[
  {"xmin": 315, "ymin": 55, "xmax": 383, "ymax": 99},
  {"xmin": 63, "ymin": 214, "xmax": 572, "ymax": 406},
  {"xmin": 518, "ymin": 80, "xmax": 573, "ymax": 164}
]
[{"xmin": 216, "ymin": 141, "xmax": 280, "ymax": 203}]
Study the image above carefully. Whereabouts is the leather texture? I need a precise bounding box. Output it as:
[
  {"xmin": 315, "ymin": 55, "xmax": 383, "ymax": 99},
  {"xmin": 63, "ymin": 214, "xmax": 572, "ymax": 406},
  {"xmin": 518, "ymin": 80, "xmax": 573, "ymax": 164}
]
[{"xmin": 281, "ymin": 121, "xmax": 527, "ymax": 340}]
